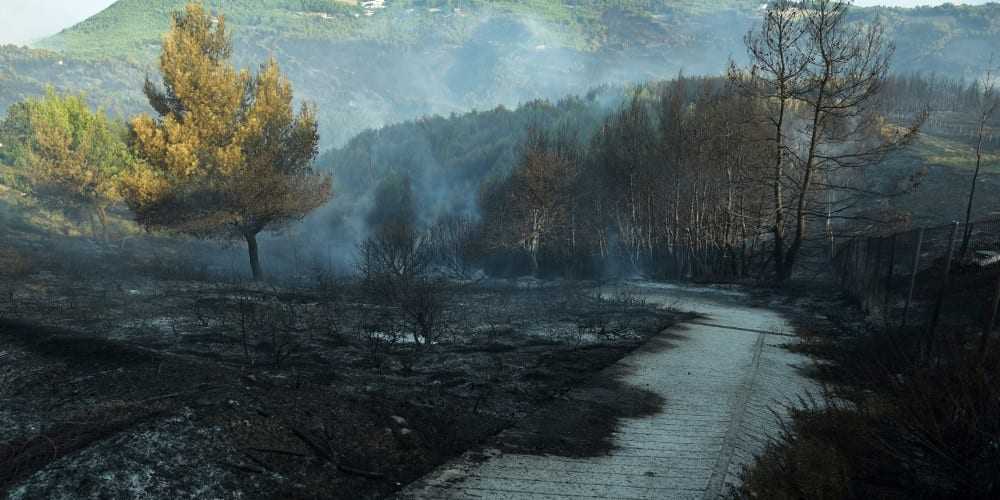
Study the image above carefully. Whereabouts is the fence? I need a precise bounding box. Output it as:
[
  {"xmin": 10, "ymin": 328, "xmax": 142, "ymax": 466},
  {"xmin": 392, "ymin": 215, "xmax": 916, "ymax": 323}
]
[{"xmin": 833, "ymin": 217, "xmax": 1000, "ymax": 337}]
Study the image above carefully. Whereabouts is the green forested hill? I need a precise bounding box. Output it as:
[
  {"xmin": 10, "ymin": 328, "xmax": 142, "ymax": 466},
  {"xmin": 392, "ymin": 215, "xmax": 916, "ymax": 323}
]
[
  {"xmin": 0, "ymin": 45, "xmax": 146, "ymax": 120},
  {"xmin": 2, "ymin": 1, "xmax": 999, "ymax": 149},
  {"xmin": 851, "ymin": 3, "xmax": 1000, "ymax": 80},
  {"xmin": 37, "ymin": 0, "xmax": 759, "ymax": 59},
  {"xmin": 9, "ymin": 1, "xmax": 764, "ymax": 147}
]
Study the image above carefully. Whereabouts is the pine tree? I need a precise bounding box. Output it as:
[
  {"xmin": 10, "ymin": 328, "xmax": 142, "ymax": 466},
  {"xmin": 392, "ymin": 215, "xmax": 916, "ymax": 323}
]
[
  {"xmin": 0, "ymin": 88, "xmax": 132, "ymax": 239},
  {"xmin": 125, "ymin": 2, "xmax": 330, "ymax": 280}
]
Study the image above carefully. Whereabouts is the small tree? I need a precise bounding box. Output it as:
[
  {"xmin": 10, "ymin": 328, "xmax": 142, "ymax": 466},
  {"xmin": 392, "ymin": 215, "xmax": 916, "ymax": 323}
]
[
  {"xmin": 125, "ymin": 3, "xmax": 330, "ymax": 280},
  {"xmin": 481, "ymin": 129, "xmax": 578, "ymax": 276},
  {"xmin": 736, "ymin": 0, "xmax": 922, "ymax": 282},
  {"xmin": 0, "ymin": 89, "xmax": 132, "ymax": 239},
  {"xmin": 961, "ymin": 56, "xmax": 999, "ymax": 256},
  {"xmin": 358, "ymin": 174, "xmax": 446, "ymax": 347},
  {"xmin": 731, "ymin": 0, "xmax": 812, "ymax": 282}
]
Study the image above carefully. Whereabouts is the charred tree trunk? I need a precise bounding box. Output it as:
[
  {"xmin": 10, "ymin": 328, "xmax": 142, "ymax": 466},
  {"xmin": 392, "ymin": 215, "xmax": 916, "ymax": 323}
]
[
  {"xmin": 96, "ymin": 206, "xmax": 110, "ymax": 243},
  {"xmin": 246, "ymin": 232, "xmax": 264, "ymax": 281}
]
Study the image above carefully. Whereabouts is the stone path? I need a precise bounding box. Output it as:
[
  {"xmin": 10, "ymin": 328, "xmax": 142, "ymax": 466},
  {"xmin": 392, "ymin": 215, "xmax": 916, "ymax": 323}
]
[{"xmin": 398, "ymin": 282, "xmax": 817, "ymax": 500}]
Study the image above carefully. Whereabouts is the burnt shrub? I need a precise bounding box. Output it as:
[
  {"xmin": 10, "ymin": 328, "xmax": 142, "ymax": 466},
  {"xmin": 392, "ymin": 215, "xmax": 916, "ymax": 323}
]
[
  {"xmin": 357, "ymin": 221, "xmax": 450, "ymax": 347},
  {"xmin": 737, "ymin": 329, "xmax": 1000, "ymax": 500}
]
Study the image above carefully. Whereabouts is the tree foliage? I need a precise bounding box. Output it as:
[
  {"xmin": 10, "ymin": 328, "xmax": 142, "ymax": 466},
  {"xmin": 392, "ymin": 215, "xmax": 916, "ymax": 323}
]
[
  {"xmin": 125, "ymin": 2, "xmax": 330, "ymax": 280},
  {"xmin": 0, "ymin": 88, "xmax": 133, "ymax": 238},
  {"xmin": 481, "ymin": 129, "xmax": 580, "ymax": 275}
]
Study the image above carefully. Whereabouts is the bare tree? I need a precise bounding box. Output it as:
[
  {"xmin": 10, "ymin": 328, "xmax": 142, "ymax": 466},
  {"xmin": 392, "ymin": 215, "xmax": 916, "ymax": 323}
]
[
  {"xmin": 733, "ymin": 0, "xmax": 813, "ymax": 282},
  {"xmin": 737, "ymin": 0, "xmax": 921, "ymax": 282},
  {"xmin": 961, "ymin": 55, "xmax": 999, "ymax": 256},
  {"xmin": 481, "ymin": 129, "xmax": 579, "ymax": 276}
]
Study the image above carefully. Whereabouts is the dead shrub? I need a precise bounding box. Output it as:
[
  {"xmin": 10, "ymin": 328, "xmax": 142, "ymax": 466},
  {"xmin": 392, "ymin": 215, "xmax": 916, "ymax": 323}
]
[
  {"xmin": 0, "ymin": 247, "xmax": 35, "ymax": 314},
  {"xmin": 357, "ymin": 314, "xmax": 401, "ymax": 371},
  {"xmin": 358, "ymin": 223, "xmax": 450, "ymax": 347},
  {"xmin": 227, "ymin": 291, "xmax": 303, "ymax": 368},
  {"xmin": 427, "ymin": 214, "xmax": 481, "ymax": 279},
  {"xmin": 0, "ymin": 247, "xmax": 35, "ymax": 279},
  {"xmin": 737, "ymin": 329, "xmax": 1000, "ymax": 500}
]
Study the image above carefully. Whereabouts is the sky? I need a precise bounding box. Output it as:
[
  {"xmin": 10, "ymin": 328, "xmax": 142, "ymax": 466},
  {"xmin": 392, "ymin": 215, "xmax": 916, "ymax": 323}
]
[
  {"xmin": 0, "ymin": 0, "xmax": 117, "ymax": 45},
  {"xmin": 0, "ymin": 0, "xmax": 994, "ymax": 45}
]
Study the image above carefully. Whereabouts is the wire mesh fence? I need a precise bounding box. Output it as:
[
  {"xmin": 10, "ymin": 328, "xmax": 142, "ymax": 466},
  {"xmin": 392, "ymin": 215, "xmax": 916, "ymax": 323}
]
[{"xmin": 833, "ymin": 217, "xmax": 1000, "ymax": 336}]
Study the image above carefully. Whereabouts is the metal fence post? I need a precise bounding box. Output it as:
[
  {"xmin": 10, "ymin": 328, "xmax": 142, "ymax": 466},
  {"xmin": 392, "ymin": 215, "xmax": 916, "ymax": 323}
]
[
  {"xmin": 885, "ymin": 234, "xmax": 897, "ymax": 326},
  {"xmin": 864, "ymin": 238, "xmax": 874, "ymax": 312},
  {"xmin": 901, "ymin": 228, "xmax": 924, "ymax": 329},
  {"xmin": 928, "ymin": 222, "xmax": 960, "ymax": 345},
  {"xmin": 982, "ymin": 274, "xmax": 1000, "ymax": 355},
  {"xmin": 963, "ymin": 222, "xmax": 975, "ymax": 260}
]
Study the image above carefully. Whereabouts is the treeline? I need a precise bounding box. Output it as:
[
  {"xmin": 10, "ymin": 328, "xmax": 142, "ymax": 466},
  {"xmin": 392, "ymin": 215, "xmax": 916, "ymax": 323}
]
[
  {"xmin": 345, "ymin": 76, "xmax": 768, "ymax": 282},
  {"xmin": 321, "ymin": 90, "xmax": 616, "ymax": 218},
  {"xmin": 340, "ymin": 1, "xmax": 999, "ymax": 282},
  {"xmin": 4, "ymin": 0, "xmax": 998, "ymax": 284},
  {"xmin": 475, "ymin": 78, "xmax": 769, "ymax": 278},
  {"xmin": 880, "ymin": 74, "xmax": 999, "ymax": 145},
  {"xmin": 325, "ymin": 59, "xmax": 1000, "ymax": 281},
  {"xmin": 333, "ymin": 75, "xmax": 783, "ymax": 280},
  {"xmin": 881, "ymin": 73, "xmax": 998, "ymax": 116}
]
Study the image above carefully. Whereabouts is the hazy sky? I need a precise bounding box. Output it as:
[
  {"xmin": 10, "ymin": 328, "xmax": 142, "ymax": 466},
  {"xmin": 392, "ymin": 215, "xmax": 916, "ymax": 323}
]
[
  {"xmin": 0, "ymin": 0, "xmax": 117, "ymax": 45},
  {"xmin": 0, "ymin": 0, "xmax": 994, "ymax": 45}
]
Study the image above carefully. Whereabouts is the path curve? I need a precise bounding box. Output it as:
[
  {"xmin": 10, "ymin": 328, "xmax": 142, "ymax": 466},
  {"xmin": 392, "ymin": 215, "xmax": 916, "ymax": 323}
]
[{"xmin": 398, "ymin": 282, "xmax": 817, "ymax": 500}]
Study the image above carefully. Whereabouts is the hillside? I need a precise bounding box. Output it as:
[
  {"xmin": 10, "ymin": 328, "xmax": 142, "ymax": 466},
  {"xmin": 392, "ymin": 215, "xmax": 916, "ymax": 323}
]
[
  {"xmin": 0, "ymin": 46, "xmax": 146, "ymax": 120},
  {"xmin": 2, "ymin": 0, "xmax": 765, "ymax": 147},
  {"xmin": 852, "ymin": 3, "xmax": 1000, "ymax": 80},
  {"xmin": 2, "ymin": 1, "xmax": 999, "ymax": 149},
  {"xmin": 38, "ymin": 0, "xmax": 759, "ymax": 59}
]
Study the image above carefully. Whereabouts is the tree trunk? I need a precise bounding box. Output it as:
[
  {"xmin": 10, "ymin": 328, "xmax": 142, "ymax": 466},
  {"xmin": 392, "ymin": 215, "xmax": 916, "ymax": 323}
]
[
  {"xmin": 89, "ymin": 211, "xmax": 100, "ymax": 241},
  {"xmin": 96, "ymin": 206, "xmax": 110, "ymax": 243},
  {"xmin": 246, "ymin": 232, "xmax": 263, "ymax": 281},
  {"xmin": 961, "ymin": 118, "xmax": 988, "ymax": 256},
  {"xmin": 771, "ymin": 89, "xmax": 789, "ymax": 283},
  {"xmin": 783, "ymin": 71, "xmax": 830, "ymax": 283}
]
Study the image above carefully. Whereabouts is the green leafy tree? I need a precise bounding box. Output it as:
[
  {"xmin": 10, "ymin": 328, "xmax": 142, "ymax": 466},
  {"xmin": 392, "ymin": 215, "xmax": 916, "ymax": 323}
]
[
  {"xmin": 125, "ymin": 2, "xmax": 331, "ymax": 280},
  {"xmin": 0, "ymin": 88, "xmax": 133, "ymax": 239}
]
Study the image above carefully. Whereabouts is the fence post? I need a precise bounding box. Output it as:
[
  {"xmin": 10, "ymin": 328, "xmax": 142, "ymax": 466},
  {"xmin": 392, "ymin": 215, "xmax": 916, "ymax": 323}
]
[
  {"xmin": 962, "ymin": 222, "xmax": 975, "ymax": 260},
  {"xmin": 928, "ymin": 222, "xmax": 960, "ymax": 345},
  {"xmin": 863, "ymin": 238, "xmax": 874, "ymax": 312},
  {"xmin": 885, "ymin": 234, "xmax": 897, "ymax": 326},
  {"xmin": 981, "ymin": 274, "xmax": 1000, "ymax": 356},
  {"xmin": 901, "ymin": 228, "xmax": 925, "ymax": 329},
  {"xmin": 873, "ymin": 237, "xmax": 884, "ymax": 314}
]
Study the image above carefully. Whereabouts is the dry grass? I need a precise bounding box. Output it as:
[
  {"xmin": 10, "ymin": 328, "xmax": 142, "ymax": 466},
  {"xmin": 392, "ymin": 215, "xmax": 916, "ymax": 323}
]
[{"xmin": 737, "ymin": 318, "xmax": 1000, "ymax": 499}]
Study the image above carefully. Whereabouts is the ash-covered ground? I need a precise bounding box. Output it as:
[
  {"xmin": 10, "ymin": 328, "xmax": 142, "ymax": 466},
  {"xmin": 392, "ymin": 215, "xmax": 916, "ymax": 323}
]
[{"xmin": 0, "ymin": 251, "xmax": 689, "ymax": 500}]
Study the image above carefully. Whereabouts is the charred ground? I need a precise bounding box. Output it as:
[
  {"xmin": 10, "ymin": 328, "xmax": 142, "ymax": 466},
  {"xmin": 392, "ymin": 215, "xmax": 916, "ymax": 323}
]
[{"xmin": 0, "ymin": 241, "xmax": 689, "ymax": 499}]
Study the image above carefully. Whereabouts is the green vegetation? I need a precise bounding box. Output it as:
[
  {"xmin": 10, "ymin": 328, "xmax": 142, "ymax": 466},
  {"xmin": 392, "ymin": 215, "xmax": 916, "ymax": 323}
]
[
  {"xmin": 3, "ymin": 0, "xmax": 998, "ymax": 151},
  {"xmin": 38, "ymin": 0, "xmax": 759, "ymax": 59},
  {"xmin": 0, "ymin": 45, "xmax": 147, "ymax": 119},
  {"xmin": 125, "ymin": 4, "xmax": 331, "ymax": 280},
  {"xmin": 909, "ymin": 133, "xmax": 1000, "ymax": 173},
  {"xmin": 848, "ymin": 2, "xmax": 1000, "ymax": 80},
  {"xmin": 0, "ymin": 89, "xmax": 136, "ymax": 239}
]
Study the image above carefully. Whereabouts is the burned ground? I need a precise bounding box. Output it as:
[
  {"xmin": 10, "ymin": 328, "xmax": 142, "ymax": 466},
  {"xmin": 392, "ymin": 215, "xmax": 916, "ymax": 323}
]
[{"xmin": 0, "ymin": 254, "xmax": 688, "ymax": 500}]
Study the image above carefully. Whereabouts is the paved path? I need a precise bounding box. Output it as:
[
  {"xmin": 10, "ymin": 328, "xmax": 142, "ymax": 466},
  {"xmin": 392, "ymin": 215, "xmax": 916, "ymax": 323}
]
[{"xmin": 399, "ymin": 282, "xmax": 817, "ymax": 500}]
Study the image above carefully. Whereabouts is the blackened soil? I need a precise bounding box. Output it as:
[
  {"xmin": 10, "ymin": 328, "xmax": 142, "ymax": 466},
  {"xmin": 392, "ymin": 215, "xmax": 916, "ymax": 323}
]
[
  {"xmin": 499, "ymin": 332, "xmax": 684, "ymax": 458},
  {"xmin": 0, "ymin": 272, "xmax": 686, "ymax": 500}
]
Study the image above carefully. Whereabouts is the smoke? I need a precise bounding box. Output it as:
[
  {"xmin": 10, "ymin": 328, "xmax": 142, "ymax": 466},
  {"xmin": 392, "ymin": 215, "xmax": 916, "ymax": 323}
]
[{"xmin": 225, "ymin": 6, "xmax": 754, "ymax": 278}]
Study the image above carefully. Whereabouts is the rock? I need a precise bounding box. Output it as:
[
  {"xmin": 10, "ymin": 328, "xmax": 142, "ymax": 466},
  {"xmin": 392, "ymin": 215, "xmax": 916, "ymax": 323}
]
[
  {"xmin": 437, "ymin": 468, "xmax": 466, "ymax": 483},
  {"xmin": 395, "ymin": 427, "xmax": 417, "ymax": 449}
]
